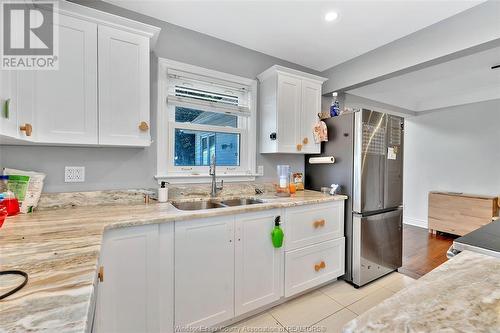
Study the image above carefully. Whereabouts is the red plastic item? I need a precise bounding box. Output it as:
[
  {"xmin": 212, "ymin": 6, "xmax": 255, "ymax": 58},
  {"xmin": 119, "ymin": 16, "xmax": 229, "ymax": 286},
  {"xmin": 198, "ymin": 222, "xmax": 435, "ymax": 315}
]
[
  {"xmin": 0, "ymin": 206, "xmax": 7, "ymax": 228},
  {"xmin": 0, "ymin": 198, "xmax": 20, "ymax": 216}
]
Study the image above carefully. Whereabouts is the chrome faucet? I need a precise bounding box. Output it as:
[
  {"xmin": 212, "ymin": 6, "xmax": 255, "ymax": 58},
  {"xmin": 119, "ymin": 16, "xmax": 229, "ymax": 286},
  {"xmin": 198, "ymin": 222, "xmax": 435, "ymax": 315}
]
[{"xmin": 209, "ymin": 154, "xmax": 223, "ymax": 197}]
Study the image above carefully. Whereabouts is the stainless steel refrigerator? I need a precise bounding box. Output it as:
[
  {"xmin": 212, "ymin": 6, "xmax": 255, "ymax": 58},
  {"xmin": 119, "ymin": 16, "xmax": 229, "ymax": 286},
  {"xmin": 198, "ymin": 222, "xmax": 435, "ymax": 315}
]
[{"xmin": 305, "ymin": 109, "xmax": 404, "ymax": 287}]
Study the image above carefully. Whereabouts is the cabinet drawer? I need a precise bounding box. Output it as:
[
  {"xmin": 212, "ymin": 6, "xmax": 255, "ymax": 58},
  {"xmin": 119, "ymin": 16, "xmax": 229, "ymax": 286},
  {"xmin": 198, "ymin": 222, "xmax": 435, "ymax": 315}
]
[
  {"xmin": 284, "ymin": 238, "xmax": 345, "ymax": 297},
  {"xmin": 284, "ymin": 201, "xmax": 344, "ymax": 250}
]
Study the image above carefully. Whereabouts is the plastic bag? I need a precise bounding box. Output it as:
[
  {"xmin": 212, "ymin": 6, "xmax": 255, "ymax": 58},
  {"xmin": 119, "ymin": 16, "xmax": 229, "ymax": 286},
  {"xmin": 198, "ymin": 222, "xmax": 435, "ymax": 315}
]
[{"xmin": 3, "ymin": 168, "xmax": 46, "ymax": 213}]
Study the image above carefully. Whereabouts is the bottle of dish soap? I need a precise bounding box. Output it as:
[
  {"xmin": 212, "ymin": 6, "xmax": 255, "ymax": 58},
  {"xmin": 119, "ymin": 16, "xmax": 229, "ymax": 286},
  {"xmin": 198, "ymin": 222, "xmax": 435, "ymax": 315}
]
[
  {"xmin": 271, "ymin": 216, "xmax": 284, "ymax": 248},
  {"xmin": 158, "ymin": 181, "xmax": 169, "ymax": 203},
  {"xmin": 330, "ymin": 92, "xmax": 340, "ymax": 117}
]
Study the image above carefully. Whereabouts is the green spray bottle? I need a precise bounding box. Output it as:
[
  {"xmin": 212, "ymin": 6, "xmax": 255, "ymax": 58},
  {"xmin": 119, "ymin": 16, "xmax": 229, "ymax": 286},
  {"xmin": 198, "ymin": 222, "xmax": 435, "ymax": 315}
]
[{"xmin": 271, "ymin": 216, "xmax": 284, "ymax": 248}]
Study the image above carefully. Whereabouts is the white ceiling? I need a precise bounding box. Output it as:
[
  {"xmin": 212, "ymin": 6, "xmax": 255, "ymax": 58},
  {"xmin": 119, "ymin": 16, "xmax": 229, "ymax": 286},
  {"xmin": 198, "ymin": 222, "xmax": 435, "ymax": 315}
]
[
  {"xmin": 104, "ymin": 1, "xmax": 483, "ymax": 72},
  {"xmin": 348, "ymin": 46, "xmax": 500, "ymax": 112}
]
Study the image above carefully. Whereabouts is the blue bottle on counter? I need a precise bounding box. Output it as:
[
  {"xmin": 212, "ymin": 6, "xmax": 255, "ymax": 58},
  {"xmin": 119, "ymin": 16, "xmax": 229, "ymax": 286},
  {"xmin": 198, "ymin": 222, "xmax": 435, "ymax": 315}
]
[{"xmin": 330, "ymin": 92, "xmax": 340, "ymax": 117}]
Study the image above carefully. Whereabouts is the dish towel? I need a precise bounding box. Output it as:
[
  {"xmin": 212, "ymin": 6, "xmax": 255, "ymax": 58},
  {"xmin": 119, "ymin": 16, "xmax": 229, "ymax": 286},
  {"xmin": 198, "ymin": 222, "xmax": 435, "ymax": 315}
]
[{"xmin": 313, "ymin": 120, "xmax": 328, "ymax": 143}]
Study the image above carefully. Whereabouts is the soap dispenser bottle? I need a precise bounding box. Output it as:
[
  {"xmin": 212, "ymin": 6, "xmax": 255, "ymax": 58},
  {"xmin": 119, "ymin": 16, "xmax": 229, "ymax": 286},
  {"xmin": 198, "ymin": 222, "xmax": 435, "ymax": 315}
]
[
  {"xmin": 158, "ymin": 181, "xmax": 169, "ymax": 203},
  {"xmin": 271, "ymin": 216, "xmax": 284, "ymax": 248}
]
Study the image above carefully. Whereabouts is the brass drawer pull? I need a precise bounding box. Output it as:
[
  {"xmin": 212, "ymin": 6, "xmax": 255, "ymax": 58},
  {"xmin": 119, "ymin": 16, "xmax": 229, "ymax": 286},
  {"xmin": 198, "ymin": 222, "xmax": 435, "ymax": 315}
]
[
  {"xmin": 20, "ymin": 123, "xmax": 33, "ymax": 136},
  {"xmin": 296, "ymin": 144, "xmax": 302, "ymax": 151},
  {"xmin": 139, "ymin": 121, "xmax": 149, "ymax": 131},
  {"xmin": 98, "ymin": 266, "xmax": 104, "ymax": 282},
  {"xmin": 314, "ymin": 261, "xmax": 326, "ymax": 272},
  {"xmin": 313, "ymin": 219, "xmax": 326, "ymax": 228},
  {"xmin": 303, "ymin": 137, "xmax": 309, "ymax": 145}
]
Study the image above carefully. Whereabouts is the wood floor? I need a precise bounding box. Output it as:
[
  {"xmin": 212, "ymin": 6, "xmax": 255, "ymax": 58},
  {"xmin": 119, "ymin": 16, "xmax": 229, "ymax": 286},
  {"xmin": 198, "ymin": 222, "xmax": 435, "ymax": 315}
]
[{"xmin": 399, "ymin": 224, "xmax": 458, "ymax": 279}]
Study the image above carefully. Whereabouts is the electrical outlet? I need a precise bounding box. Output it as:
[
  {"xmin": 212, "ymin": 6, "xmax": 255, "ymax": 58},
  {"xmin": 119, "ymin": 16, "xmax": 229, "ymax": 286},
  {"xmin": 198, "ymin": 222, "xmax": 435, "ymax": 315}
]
[
  {"xmin": 65, "ymin": 166, "xmax": 85, "ymax": 183},
  {"xmin": 257, "ymin": 165, "xmax": 264, "ymax": 176}
]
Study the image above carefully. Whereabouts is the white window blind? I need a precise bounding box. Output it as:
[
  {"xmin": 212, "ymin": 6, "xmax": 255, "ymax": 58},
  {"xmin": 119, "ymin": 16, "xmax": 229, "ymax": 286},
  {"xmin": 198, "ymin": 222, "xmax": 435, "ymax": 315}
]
[{"xmin": 167, "ymin": 71, "xmax": 251, "ymax": 117}]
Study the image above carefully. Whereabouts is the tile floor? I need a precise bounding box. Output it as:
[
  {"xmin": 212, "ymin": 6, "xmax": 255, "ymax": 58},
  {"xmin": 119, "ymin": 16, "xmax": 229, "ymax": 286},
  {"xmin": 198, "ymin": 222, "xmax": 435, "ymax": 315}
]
[{"xmin": 223, "ymin": 272, "xmax": 415, "ymax": 333}]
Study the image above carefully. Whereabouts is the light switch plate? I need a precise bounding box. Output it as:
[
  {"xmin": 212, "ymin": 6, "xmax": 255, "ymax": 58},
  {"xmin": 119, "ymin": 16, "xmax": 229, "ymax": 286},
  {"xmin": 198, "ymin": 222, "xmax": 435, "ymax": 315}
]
[{"xmin": 65, "ymin": 166, "xmax": 85, "ymax": 183}]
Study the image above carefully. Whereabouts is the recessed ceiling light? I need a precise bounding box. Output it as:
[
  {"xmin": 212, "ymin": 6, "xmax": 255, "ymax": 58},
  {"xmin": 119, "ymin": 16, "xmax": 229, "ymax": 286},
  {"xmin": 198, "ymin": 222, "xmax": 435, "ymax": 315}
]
[{"xmin": 324, "ymin": 11, "xmax": 338, "ymax": 22}]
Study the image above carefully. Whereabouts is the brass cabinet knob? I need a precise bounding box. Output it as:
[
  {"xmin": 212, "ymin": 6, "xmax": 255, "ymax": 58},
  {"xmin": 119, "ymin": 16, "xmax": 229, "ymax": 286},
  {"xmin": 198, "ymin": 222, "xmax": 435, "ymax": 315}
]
[
  {"xmin": 303, "ymin": 137, "xmax": 309, "ymax": 145},
  {"xmin": 296, "ymin": 144, "xmax": 303, "ymax": 151},
  {"xmin": 313, "ymin": 219, "xmax": 325, "ymax": 228},
  {"xmin": 314, "ymin": 261, "xmax": 326, "ymax": 272},
  {"xmin": 139, "ymin": 121, "xmax": 149, "ymax": 131},
  {"xmin": 98, "ymin": 266, "xmax": 104, "ymax": 282},
  {"xmin": 20, "ymin": 123, "xmax": 33, "ymax": 136}
]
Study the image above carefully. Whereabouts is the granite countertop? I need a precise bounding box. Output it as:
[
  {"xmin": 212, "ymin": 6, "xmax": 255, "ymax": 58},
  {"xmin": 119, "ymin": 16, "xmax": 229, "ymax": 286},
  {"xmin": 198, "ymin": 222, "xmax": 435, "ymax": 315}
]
[
  {"xmin": 343, "ymin": 250, "xmax": 500, "ymax": 332},
  {"xmin": 0, "ymin": 190, "xmax": 347, "ymax": 332}
]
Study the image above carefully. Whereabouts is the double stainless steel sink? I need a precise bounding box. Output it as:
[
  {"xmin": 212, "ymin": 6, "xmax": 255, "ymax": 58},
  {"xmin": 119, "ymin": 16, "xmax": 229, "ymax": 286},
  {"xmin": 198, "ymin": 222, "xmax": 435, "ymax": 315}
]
[{"xmin": 171, "ymin": 198, "xmax": 264, "ymax": 211}]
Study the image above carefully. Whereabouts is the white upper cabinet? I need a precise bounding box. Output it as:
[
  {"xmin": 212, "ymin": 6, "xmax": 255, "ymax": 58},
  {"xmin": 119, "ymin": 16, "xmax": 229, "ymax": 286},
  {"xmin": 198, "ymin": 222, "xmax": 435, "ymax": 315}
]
[
  {"xmin": 276, "ymin": 74, "xmax": 302, "ymax": 152},
  {"xmin": 301, "ymin": 79, "xmax": 323, "ymax": 153},
  {"xmin": 0, "ymin": 71, "xmax": 20, "ymax": 140},
  {"xmin": 17, "ymin": 15, "xmax": 98, "ymax": 144},
  {"xmin": 258, "ymin": 66, "xmax": 327, "ymax": 154},
  {"xmin": 0, "ymin": 2, "xmax": 160, "ymax": 147},
  {"xmin": 98, "ymin": 26, "xmax": 150, "ymax": 146}
]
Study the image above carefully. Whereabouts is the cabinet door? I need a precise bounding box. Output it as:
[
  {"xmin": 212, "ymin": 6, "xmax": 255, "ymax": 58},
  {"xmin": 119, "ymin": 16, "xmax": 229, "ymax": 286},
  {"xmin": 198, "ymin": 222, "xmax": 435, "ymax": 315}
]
[
  {"xmin": 98, "ymin": 25, "xmax": 150, "ymax": 146},
  {"xmin": 159, "ymin": 223, "xmax": 174, "ymax": 333},
  {"xmin": 235, "ymin": 209, "xmax": 283, "ymax": 316},
  {"xmin": 175, "ymin": 216, "xmax": 235, "ymax": 328},
  {"xmin": 0, "ymin": 71, "xmax": 19, "ymax": 139},
  {"xmin": 17, "ymin": 15, "xmax": 98, "ymax": 144},
  {"xmin": 96, "ymin": 224, "xmax": 160, "ymax": 333},
  {"xmin": 300, "ymin": 80, "xmax": 322, "ymax": 154},
  {"xmin": 276, "ymin": 73, "xmax": 301, "ymax": 153}
]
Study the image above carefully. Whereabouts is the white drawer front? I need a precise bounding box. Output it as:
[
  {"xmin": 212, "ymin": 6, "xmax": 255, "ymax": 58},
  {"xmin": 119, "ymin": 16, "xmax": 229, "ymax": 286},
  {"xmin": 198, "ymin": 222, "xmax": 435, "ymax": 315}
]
[
  {"xmin": 284, "ymin": 201, "xmax": 344, "ymax": 251},
  {"xmin": 284, "ymin": 238, "xmax": 345, "ymax": 297}
]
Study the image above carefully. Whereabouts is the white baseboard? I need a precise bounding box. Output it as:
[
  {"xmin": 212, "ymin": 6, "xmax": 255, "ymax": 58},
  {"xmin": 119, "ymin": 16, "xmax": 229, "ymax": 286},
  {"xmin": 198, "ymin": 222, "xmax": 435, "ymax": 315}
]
[{"xmin": 403, "ymin": 216, "xmax": 428, "ymax": 229}]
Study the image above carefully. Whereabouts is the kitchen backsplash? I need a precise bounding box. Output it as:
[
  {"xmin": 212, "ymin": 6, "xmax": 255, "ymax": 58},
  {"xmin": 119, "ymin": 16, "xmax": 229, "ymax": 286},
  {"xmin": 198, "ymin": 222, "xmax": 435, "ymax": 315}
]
[{"xmin": 36, "ymin": 182, "xmax": 276, "ymax": 211}]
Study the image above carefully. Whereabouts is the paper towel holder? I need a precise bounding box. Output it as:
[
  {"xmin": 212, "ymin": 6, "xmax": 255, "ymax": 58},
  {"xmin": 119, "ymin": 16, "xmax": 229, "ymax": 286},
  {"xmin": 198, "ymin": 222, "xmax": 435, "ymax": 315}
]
[{"xmin": 308, "ymin": 156, "xmax": 335, "ymax": 164}]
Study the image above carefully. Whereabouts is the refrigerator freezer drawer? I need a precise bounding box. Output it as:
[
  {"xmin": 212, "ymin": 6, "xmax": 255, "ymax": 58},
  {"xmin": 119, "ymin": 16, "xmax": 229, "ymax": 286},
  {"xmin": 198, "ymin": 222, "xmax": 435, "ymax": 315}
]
[
  {"xmin": 352, "ymin": 208, "xmax": 403, "ymax": 287},
  {"xmin": 284, "ymin": 238, "xmax": 345, "ymax": 297},
  {"xmin": 284, "ymin": 201, "xmax": 344, "ymax": 251}
]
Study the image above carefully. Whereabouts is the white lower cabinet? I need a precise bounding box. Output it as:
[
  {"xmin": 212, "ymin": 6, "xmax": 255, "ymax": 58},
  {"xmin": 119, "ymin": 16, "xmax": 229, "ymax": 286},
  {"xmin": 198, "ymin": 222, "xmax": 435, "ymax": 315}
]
[
  {"xmin": 284, "ymin": 238, "xmax": 345, "ymax": 297},
  {"xmin": 235, "ymin": 209, "xmax": 283, "ymax": 316},
  {"xmin": 94, "ymin": 223, "xmax": 174, "ymax": 333},
  {"xmin": 285, "ymin": 201, "xmax": 344, "ymax": 251},
  {"xmin": 94, "ymin": 200, "xmax": 345, "ymax": 332},
  {"xmin": 175, "ymin": 216, "xmax": 235, "ymax": 328}
]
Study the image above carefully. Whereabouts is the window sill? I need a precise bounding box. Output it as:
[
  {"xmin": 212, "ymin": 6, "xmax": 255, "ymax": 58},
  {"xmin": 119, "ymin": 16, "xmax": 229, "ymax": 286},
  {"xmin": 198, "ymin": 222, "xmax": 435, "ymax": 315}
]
[{"xmin": 155, "ymin": 174, "xmax": 260, "ymax": 184}]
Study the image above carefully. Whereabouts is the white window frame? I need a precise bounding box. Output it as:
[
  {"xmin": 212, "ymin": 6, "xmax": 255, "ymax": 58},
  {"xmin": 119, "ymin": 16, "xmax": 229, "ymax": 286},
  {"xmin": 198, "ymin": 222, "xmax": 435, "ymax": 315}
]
[{"xmin": 156, "ymin": 58, "xmax": 257, "ymax": 184}]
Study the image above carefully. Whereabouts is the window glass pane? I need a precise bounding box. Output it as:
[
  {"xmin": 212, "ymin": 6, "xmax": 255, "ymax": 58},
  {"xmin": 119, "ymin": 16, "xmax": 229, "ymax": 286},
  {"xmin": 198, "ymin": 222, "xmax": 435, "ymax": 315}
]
[
  {"xmin": 175, "ymin": 107, "xmax": 237, "ymax": 128},
  {"xmin": 174, "ymin": 129, "xmax": 240, "ymax": 166}
]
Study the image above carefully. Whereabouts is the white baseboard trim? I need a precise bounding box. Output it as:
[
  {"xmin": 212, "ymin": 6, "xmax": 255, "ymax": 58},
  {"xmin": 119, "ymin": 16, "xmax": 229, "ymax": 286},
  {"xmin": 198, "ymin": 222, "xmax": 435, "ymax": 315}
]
[{"xmin": 404, "ymin": 216, "xmax": 428, "ymax": 229}]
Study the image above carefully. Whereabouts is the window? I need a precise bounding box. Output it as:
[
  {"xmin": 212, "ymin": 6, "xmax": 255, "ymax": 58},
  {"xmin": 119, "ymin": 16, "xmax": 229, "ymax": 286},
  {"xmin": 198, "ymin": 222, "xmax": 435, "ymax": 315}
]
[{"xmin": 157, "ymin": 59, "xmax": 257, "ymax": 182}]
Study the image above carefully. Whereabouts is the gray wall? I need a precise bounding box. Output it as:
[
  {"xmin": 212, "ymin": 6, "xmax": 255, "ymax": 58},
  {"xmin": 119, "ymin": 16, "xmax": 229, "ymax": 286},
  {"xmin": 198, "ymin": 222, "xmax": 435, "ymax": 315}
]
[
  {"xmin": 0, "ymin": 0, "xmax": 320, "ymax": 192},
  {"xmin": 402, "ymin": 99, "xmax": 500, "ymax": 228}
]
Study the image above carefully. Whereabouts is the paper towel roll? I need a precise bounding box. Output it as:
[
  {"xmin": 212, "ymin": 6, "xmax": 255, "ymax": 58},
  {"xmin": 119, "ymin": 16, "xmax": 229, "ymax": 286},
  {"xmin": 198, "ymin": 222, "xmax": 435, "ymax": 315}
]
[{"xmin": 308, "ymin": 156, "xmax": 335, "ymax": 164}]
